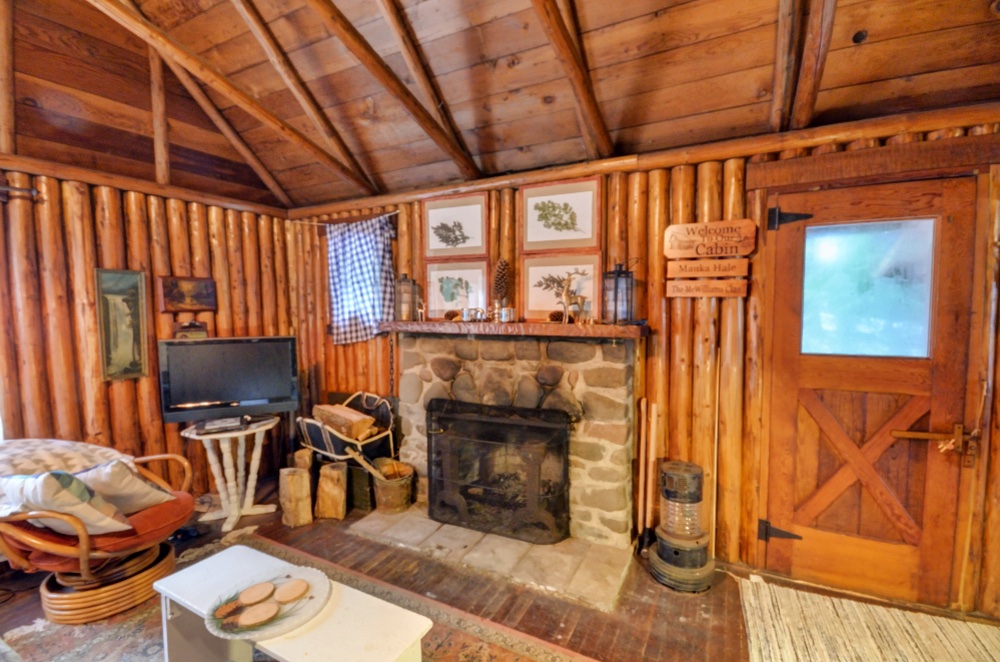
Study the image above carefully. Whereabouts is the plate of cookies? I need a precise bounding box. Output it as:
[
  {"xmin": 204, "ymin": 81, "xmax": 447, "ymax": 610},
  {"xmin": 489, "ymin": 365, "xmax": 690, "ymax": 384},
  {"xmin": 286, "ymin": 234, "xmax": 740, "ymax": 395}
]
[{"xmin": 205, "ymin": 566, "xmax": 331, "ymax": 640}]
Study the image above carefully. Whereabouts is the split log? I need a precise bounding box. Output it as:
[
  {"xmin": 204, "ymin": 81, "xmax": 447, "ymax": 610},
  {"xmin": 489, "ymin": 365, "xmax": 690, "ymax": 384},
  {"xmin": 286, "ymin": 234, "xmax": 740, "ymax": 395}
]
[
  {"xmin": 315, "ymin": 462, "xmax": 348, "ymax": 520},
  {"xmin": 188, "ymin": 202, "xmax": 217, "ymax": 337},
  {"xmin": 668, "ymin": 165, "xmax": 695, "ymax": 461},
  {"xmin": 225, "ymin": 209, "xmax": 248, "ymax": 335},
  {"xmin": 208, "ymin": 206, "xmax": 234, "ymax": 337},
  {"xmin": 241, "ymin": 211, "xmax": 262, "ymax": 336},
  {"xmin": 166, "ymin": 198, "xmax": 194, "ymax": 326},
  {"xmin": 279, "ymin": 468, "xmax": 313, "ymax": 527},
  {"xmin": 7, "ymin": 171, "xmax": 51, "ymax": 438},
  {"xmin": 34, "ymin": 175, "xmax": 82, "ymax": 441},
  {"xmin": 293, "ymin": 448, "xmax": 313, "ymax": 471},
  {"xmin": 93, "ymin": 185, "xmax": 141, "ymax": 458}
]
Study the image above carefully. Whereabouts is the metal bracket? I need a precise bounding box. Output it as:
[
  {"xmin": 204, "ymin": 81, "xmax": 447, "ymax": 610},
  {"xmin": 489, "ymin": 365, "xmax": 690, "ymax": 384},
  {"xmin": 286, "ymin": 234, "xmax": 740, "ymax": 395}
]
[
  {"xmin": 758, "ymin": 519, "xmax": 803, "ymax": 542},
  {"xmin": 767, "ymin": 207, "xmax": 813, "ymax": 230}
]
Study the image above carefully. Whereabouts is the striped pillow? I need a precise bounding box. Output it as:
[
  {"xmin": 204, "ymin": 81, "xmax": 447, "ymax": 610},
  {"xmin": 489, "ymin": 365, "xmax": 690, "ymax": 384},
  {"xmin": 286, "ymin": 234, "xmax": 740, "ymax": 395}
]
[
  {"xmin": 0, "ymin": 471, "xmax": 132, "ymax": 535},
  {"xmin": 0, "ymin": 439, "xmax": 134, "ymax": 477}
]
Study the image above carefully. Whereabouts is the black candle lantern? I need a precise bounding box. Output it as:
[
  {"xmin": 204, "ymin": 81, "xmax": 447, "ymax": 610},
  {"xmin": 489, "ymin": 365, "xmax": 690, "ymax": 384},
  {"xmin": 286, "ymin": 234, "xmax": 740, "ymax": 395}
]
[
  {"xmin": 602, "ymin": 262, "xmax": 634, "ymax": 324},
  {"xmin": 395, "ymin": 273, "xmax": 419, "ymax": 321}
]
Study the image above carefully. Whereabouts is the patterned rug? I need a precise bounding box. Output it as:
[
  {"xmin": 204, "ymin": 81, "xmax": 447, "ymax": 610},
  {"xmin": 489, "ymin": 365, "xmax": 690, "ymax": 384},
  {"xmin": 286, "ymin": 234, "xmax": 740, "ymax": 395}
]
[
  {"xmin": 2, "ymin": 531, "xmax": 594, "ymax": 662},
  {"xmin": 738, "ymin": 575, "xmax": 1000, "ymax": 661}
]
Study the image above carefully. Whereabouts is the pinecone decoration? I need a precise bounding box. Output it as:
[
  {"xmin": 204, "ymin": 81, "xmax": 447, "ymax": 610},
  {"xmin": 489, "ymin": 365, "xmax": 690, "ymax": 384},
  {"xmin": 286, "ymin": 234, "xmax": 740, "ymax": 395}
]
[
  {"xmin": 548, "ymin": 310, "xmax": 575, "ymax": 323},
  {"xmin": 492, "ymin": 259, "xmax": 511, "ymax": 305}
]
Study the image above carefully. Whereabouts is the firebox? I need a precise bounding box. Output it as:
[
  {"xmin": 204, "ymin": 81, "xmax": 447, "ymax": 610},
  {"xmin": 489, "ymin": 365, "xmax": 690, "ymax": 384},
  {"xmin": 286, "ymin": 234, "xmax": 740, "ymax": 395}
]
[{"xmin": 426, "ymin": 398, "xmax": 571, "ymax": 545}]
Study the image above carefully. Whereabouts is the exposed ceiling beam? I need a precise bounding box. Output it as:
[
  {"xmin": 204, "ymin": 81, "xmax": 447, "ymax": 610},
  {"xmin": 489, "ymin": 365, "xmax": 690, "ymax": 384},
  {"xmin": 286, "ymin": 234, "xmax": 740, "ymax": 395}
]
[
  {"xmin": 124, "ymin": 0, "xmax": 294, "ymax": 206},
  {"xmin": 530, "ymin": 0, "xmax": 613, "ymax": 159},
  {"xmin": 789, "ymin": 0, "xmax": 837, "ymax": 130},
  {"xmin": 228, "ymin": 0, "xmax": 377, "ymax": 193},
  {"xmin": 769, "ymin": 0, "xmax": 805, "ymax": 132},
  {"xmin": 148, "ymin": 48, "xmax": 170, "ymax": 185},
  {"xmin": 0, "ymin": 0, "xmax": 14, "ymax": 154},
  {"xmin": 303, "ymin": 0, "xmax": 481, "ymax": 180},
  {"xmin": 83, "ymin": 0, "xmax": 376, "ymax": 196},
  {"xmin": 552, "ymin": 0, "xmax": 599, "ymax": 159},
  {"xmin": 374, "ymin": 0, "xmax": 465, "ymax": 150}
]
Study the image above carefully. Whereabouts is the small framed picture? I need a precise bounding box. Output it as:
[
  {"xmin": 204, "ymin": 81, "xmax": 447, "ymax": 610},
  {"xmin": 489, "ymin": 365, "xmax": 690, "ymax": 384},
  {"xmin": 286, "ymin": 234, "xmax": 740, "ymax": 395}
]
[
  {"xmin": 424, "ymin": 192, "xmax": 488, "ymax": 258},
  {"xmin": 156, "ymin": 276, "xmax": 217, "ymax": 313},
  {"xmin": 519, "ymin": 176, "xmax": 602, "ymax": 253},
  {"xmin": 426, "ymin": 261, "xmax": 488, "ymax": 319},
  {"xmin": 521, "ymin": 254, "xmax": 601, "ymax": 321},
  {"xmin": 96, "ymin": 269, "xmax": 148, "ymax": 380}
]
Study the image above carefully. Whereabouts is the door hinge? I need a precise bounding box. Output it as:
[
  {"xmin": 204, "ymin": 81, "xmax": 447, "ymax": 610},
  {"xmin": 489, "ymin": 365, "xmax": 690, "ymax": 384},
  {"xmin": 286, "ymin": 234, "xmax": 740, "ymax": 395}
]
[
  {"xmin": 767, "ymin": 207, "xmax": 813, "ymax": 231},
  {"xmin": 758, "ymin": 519, "xmax": 803, "ymax": 542}
]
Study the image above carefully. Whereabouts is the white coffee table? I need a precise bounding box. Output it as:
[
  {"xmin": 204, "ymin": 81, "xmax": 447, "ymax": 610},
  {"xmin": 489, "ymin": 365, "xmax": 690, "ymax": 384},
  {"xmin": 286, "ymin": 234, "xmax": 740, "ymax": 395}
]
[{"xmin": 154, "ymin": 544, "xmax": 432, "ymax": 662}]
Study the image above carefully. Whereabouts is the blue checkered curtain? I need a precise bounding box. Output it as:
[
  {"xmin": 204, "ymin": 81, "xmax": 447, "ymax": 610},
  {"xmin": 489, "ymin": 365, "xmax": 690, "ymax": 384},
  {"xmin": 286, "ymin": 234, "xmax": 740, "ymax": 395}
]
[{"xmin": 325, "ymin": 215, "xmax": 395, "ymax": 345}]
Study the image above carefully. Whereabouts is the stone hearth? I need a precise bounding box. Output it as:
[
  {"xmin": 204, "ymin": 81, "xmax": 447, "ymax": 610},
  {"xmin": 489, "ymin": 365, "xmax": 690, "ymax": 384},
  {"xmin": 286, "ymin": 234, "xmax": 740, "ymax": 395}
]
[{"xmin": 396, "ymin": 334, "xmax": 636, "ymax": 548}]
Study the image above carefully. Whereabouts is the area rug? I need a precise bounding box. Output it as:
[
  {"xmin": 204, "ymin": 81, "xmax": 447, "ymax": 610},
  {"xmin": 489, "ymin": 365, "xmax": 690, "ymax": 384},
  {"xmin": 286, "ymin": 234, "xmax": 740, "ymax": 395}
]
[
  {"xmin": 738, "ymin": 575, "xmax": 1000, "ymax": 661},
  {"xmin": 3, "ymin": 533, "xmax": 595, "ymax": 662}
]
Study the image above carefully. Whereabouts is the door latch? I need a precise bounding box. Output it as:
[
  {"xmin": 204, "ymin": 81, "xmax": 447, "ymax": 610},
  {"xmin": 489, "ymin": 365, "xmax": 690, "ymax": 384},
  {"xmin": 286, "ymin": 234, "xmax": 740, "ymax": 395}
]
[{"xmin": 891, "ymin": 424, "xmax": 980, "ymax": 467}]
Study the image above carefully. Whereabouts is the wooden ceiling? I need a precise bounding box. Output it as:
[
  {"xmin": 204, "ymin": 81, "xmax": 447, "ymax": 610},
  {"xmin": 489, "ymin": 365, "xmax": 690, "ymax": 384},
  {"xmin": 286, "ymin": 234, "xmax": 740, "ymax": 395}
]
[{"xmin": 12, "ymin": 0, "xmax": 1000, "ymax": 208}]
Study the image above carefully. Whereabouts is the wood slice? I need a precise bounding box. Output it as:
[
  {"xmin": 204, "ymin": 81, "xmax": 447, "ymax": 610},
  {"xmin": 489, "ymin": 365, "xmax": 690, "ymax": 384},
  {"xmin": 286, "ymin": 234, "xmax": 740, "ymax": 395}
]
[{"xmin": 314, "ymin": 462, "xmax": 347, "ymax": 520}]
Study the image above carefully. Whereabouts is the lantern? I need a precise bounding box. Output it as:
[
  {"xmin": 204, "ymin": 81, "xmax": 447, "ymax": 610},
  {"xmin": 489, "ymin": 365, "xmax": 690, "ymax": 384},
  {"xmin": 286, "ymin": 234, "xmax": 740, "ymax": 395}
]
[
  {"xmin": 602, "ymin": 263, "xmax": 634, "ymax": 324},
  {"xmin": 395, "ymin": 274, "xmax": 418, "ymax": 321}
]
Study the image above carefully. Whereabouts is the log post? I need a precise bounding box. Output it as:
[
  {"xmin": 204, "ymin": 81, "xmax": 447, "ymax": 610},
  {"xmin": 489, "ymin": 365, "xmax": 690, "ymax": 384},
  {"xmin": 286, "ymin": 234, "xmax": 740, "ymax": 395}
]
[
  {"xmin": 188, "ymin": 202, "xmax": 217, "ymax": 337},
  {"xmin": 487, "ymin": 190, "xmax": 500, "ymax": 271},
  {"xmin": 62, "ymin": 181, "xmax": 111, "ymax": 445},
  {"xmin": 668, "ymin": 165, "xmax": 695, "ymax": 461},
  {"xmin": 273, "ymin": 218, "xmax": 290, "ymax": 335},
  {"xmin": 397, "ymin": 202, "xmax": 412, "ymax": 278},
  {"xmin": 279, "ymin": 467, "xmax": 313, "ymax": 527},
  {"xmin": 646, "ymin": 169, "xmax": 669, "ymax": 465},
  {"xmin": 258, "ymin": 215, "xmax": 277, "ymax": 336},
  {"xmin": 499, "ymin": 188, "xmax": 516, "ymax": 310},
  {"xmin": 94, "ymin": 185, "xmax": 141, "ymax": 457},
  {"xmin": 0, "ymin": 0, "xmax": 13, "ymax": 154},
  {"xmin": 607, "ymin": 172, "xmax": 628, "ymax": 268},
  {"xmin": 410, "ymin": 201, "xmax": 424, "ymax": 302},
  {"xmin": 716, "ymin": 158, "xmax": 746, "ymax": 563},
  {"xmin": 34, "ymin": 176, "xmax": 82, "ymax": 441},
  {"xmin": 241, "ymin": 211, "xmax": 262, "ymax": 336},
  {"xmin": 124, "ymin": 190, "xmax": 167, "ymax": 467},
  {"xmin": 7, "ymin": 172, "xmax": 51, "ymax": 438},
  {"xmin": 225, "ymin": 209, "xmax": 248, "ymax": 336},
  {"xmin": 0, "ymin": 180, "xmax": 23, "ymax": 439},
  {"xmin": 315, "ymin": 462, "xmax": 348, "ymax": 519},
  {"xmin": 208, "ymin": 206, "xmax": 234, "ymax": 338},
  {"xmin": 166, "ymin": 198, "xmax": 194, "ymax": 326},
  {"xmin": 692, "ymin": 161, "xmax": 722, "ymax": 554}
]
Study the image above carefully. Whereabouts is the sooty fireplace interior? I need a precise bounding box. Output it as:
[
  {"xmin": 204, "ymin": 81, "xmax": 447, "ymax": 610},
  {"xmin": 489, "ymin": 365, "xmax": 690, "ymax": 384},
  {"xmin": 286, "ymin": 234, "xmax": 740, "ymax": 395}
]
[{"xmin": 427, "ymin": 398, "xmax": 570, "ymax": 545}]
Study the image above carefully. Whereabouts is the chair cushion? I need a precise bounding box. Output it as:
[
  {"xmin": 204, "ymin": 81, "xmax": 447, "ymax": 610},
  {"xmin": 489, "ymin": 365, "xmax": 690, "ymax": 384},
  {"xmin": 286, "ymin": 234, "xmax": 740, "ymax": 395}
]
[
  {"xmin": 0, "ymin": 439, "xmax": 134, "ymax": 477},
  {"xmin": 75, "ymin": 460, "xmax": 175, "ymax": 515},
  {"xmin": 3, "ymin": 491, "xmax": 195, "ymax": 574},
  {"xmin": 0, "ymin": 472, "xmax": 132, "ymax": 535}
]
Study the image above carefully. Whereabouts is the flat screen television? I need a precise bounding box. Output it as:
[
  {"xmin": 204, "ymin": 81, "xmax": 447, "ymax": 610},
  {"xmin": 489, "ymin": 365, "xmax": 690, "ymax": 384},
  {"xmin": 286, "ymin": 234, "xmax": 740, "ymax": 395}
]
[{"xmin": 158, "ymin": 336, "xmax": 299, "ymax": 423}]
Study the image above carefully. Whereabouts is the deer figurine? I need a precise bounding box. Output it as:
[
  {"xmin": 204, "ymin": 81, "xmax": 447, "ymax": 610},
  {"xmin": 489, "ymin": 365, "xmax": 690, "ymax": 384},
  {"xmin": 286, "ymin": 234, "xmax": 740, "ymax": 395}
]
[{"xmin": 558, "ymin": 269, "xmax": 588, "ymax": 324}]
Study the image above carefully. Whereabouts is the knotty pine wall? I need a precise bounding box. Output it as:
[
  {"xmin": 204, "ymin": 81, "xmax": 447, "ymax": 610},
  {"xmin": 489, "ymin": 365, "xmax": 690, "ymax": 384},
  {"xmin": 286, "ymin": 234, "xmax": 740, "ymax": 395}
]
[
  {"xmin": 0, "ymin": 171, "xmax": 327, "ymax": 494},
  {"xmin": 300, "ymin": 119, "xmax": 1000, "ymax": 617}
]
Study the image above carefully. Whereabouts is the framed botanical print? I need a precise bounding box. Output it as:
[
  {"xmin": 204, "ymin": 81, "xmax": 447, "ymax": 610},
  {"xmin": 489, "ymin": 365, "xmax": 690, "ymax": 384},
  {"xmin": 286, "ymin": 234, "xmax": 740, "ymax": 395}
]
[
  {"xmin": 424, "ymin": 192, "xmax": 488, "ymax": 258},
  {"xmin": 521, "ymin": 254, "xmax": 601, "ymax": 322},
  {"xmin": 519, "ymin": 176, "xmax": 602, "ymax": 253},
  {"xmin": 425, "ymin": 261, "xmax": 488, "ymax": 319}
]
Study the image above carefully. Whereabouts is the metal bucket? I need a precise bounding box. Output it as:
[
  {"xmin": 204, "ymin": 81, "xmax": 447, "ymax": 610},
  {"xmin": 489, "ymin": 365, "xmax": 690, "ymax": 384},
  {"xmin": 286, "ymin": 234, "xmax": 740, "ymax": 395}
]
[{"xmin": 373, "ymin": 459, "xmax": 414, "ymax": 514}]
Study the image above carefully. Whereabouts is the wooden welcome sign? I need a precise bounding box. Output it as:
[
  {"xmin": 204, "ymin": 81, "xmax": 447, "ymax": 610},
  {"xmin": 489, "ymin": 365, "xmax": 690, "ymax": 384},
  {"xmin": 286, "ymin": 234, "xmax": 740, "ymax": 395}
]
[{"xmin": 665, "ymin": 219, "xmax": 756, "ymax": 298}]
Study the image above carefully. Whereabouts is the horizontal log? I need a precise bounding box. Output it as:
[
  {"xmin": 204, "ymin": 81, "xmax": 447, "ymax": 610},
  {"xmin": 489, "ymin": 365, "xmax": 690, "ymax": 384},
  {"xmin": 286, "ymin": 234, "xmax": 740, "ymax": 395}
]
[{"xmin": 292, "ymin": 101, "xmax": 1000, "ymax": 218}]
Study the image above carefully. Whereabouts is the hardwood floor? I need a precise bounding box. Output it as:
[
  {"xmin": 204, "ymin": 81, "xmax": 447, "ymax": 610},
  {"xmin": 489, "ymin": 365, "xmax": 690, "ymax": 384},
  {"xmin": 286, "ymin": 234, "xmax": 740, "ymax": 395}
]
[{"xmin": 0, "ymin": 478, "xmax": 749, "ymax": 661}]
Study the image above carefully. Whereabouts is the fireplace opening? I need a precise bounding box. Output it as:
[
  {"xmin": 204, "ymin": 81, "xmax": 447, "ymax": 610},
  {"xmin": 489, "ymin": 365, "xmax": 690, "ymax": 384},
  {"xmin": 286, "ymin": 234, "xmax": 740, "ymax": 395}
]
[{"xmin": 427, "ymin": 398, "xmax": 571, "ymax": 545}]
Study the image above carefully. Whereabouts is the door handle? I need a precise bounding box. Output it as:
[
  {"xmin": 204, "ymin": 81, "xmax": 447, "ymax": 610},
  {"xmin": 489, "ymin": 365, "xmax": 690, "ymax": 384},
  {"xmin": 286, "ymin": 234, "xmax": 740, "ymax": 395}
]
[{"xmin": 891, "ymin": 423, "xmax": 979, "ymax": 467}]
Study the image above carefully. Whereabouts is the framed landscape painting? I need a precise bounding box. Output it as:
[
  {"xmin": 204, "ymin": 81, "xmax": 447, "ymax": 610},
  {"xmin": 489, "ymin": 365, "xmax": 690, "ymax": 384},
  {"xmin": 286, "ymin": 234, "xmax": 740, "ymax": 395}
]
[
  {"xmin": 96, "ymin": 269, "xmax": 148, "ymax": 380},
  {"xmin": 424, "ymin": 192, "xmax": 487, "ymax": 258},
  {"xmin": 425, "ymin": 261, "xmax": 488, "ymax": 319},
  {"xmin": 521, "ymin": 254, "xmax": 601, "ymax": 321},
  {"xmin": 520, "ymin": 176, "xmax": 602, "ymax": 253}
]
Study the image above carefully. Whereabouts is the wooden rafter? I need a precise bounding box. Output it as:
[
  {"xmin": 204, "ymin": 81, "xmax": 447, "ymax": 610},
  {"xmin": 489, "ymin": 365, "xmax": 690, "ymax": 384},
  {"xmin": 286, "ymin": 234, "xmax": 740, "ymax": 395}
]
[
  {"xmin": 769, "ymin": 0, "xmax": 805, "ymax": 132},
  {"xmin": 374, "ymin": 0, "xmax": 464, "ymax": 149},
  {"xmin": 148, "ymin": 48, "xmax": 169, "ymax": 185},
  {"xmin": 0, "ymin": 0, "xmax": 13, "ymax": 154},
  {"xmin": 789, "ymin": 0, "xmax": 837, "ymax": 130},
  {"xmin": 530, "ymin": 0, "xmax": 613, "ymax": 159},
  {"xmin": 124, "ymin": 0, "xmax": 293, "ymax": 206},
  {"xmin": 83, "ymin": 0, "xmax": 376, "ymax": 196},
  {"xmin": 228, "ymin": 0, "xmax": 376, "ymax": 193},
  {"xmin": 303, "ymin": 0, "xmax": 480, "ymax": 180}
]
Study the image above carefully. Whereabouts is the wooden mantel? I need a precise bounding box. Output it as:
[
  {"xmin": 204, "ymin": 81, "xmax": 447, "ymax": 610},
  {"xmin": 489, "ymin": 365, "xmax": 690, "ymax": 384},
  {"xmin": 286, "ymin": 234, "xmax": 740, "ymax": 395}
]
[{"xmin": 377, "ymin": 321, "xmax": 648, "ymax": 339}]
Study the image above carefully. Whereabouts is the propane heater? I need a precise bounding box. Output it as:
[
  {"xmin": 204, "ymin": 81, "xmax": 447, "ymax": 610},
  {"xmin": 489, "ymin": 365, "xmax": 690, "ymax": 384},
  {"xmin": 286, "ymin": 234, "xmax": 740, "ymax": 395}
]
[{"xmin": 647, "ymin": 460, "xmax": 715, "ymax": 592}]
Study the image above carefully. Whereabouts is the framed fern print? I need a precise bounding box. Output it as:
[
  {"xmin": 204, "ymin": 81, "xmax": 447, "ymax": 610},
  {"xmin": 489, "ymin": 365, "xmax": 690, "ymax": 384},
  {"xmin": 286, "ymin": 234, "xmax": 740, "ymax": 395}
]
[
  {"xmin": 519, "ymin": 176, "xmax": 602, "ymax": 253},
  {"xmin": 424, "ymin": 192, "xmax": 487, "ymax": 259}
]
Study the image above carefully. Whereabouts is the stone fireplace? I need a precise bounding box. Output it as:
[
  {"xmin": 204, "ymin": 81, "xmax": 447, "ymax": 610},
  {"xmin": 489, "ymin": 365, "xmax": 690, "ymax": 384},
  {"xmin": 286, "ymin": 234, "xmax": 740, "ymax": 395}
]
[{"xmin": 396, "ymin": 333, "xmax": 637, "ymax": 549}]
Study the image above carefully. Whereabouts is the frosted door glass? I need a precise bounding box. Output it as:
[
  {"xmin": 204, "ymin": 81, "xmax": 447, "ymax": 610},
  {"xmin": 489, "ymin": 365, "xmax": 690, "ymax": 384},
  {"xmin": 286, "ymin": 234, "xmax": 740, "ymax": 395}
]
[{"xmin": 801, "ymin": 219, "xmax": 934, "ymax": 357}]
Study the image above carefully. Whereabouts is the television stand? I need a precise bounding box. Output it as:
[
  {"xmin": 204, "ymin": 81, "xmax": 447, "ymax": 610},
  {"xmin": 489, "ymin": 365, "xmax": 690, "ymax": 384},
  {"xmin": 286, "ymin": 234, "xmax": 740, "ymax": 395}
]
[{"xmin": 180, "ymin": 416, "xmax": 280, "ymax": 532}]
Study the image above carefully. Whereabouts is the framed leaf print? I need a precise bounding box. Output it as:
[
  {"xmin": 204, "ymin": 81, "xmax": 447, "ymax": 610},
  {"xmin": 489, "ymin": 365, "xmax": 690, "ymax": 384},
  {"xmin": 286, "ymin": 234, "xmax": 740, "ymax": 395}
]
[
  {"xmin": 519, "ymin": 176, "xmax": 602, "ymax": 253},
  {"xmin": 425, "ymin": 261, "xmax": 488, "ymax": 319},
  {"xmin": 424, "ymin": 192, "xmax": 487, "ymax": 258},
  {"xmin": 521, "ymin": 254, "xmax": 601, "ymax": 322}
]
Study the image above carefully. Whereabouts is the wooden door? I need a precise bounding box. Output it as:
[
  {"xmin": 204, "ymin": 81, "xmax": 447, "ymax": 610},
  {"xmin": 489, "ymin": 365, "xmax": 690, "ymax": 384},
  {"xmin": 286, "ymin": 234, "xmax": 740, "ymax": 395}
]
[{"xmin": 764, "ymin": 178, "xmax": 980, "ymax": 606}]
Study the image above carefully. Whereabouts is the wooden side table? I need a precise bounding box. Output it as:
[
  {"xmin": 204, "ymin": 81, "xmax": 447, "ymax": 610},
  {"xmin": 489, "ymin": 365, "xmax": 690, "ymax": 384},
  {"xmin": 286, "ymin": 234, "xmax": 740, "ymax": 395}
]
[{"xmin": 180, "ymin": 416, "xmax": 280, "ymax": 532}]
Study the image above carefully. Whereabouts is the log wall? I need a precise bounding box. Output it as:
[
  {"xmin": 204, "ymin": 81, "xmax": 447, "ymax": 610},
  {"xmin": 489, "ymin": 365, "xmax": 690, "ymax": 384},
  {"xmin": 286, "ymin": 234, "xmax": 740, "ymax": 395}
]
[{"xmin": 0, "ymin": 171, "xmax": 306, "ymax": 492}]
